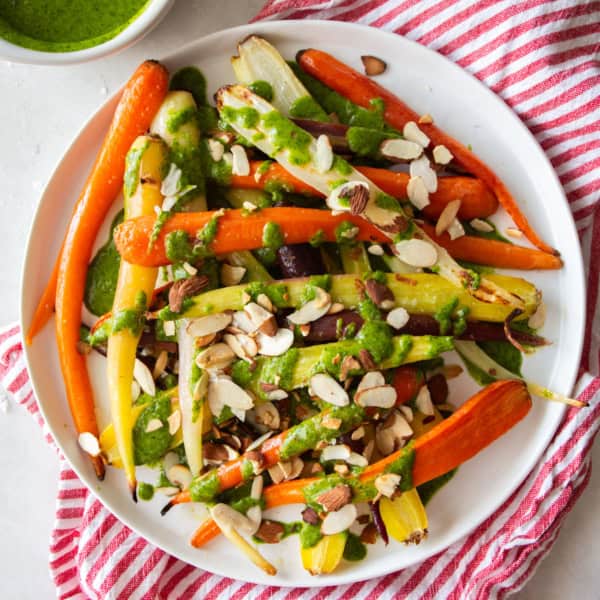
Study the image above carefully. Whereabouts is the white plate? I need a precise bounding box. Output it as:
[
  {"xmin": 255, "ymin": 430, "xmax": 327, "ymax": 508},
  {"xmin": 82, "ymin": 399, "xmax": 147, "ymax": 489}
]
[{"xmin": 20, "ymin": 20, "xmax": 585, "ymax": 587}]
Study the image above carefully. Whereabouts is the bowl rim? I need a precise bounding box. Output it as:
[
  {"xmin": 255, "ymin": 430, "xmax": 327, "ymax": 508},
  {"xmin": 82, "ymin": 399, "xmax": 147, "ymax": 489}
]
[{"xmin": 0, "ymin": 0, "xmax": 174, "ymax": 66}]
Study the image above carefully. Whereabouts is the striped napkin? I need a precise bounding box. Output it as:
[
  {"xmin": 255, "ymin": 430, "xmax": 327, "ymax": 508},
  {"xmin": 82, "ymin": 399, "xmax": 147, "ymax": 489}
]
[{"xmin": 2, "ymin": 0, "xmax": 599, "ymax": 597}]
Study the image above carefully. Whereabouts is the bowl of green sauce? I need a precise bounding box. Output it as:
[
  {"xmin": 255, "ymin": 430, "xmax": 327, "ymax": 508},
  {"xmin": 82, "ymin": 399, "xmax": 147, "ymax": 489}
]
[{"xmin": 0, "ymin": 0, "xmax": 174, "ymax": 65}]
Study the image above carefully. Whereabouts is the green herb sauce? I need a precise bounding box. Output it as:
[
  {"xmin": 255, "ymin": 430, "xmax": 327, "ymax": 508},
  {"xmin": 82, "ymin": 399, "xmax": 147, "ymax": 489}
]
[
  {"xmin": 189, "ymin": 470, "xmax": 221, "ymax": 503},
  {"xmin": 137, "ymin": 482, "xmax": 154, "ymax": 502},
  {"xmin": 299, "ymin": 522, "xmax": 323, "ymax": 549},
  {"xmin": 170, "ymin": 67, "xmax": 208, "ymax": 106},
  {"xmin": 289, "ymin": 95, "xmax": 329, "ymax": 122},
  {"xmin": 262, "ymin": 221, "xmax": 284, "ymax": 250},
  {"xmin": 133, "ymin": 394, "xmax": 174, "ymax": 465},
  {"xmin": 248, "ymin": 80, "xmax": 274, "ymax": 102},
  {"xmin": 343, "ymin": 533, "xmax": 367, "ymax": 561},
  {"xmin": 417, "ymin": 469, "xmax": 457, "ymax": 505}
]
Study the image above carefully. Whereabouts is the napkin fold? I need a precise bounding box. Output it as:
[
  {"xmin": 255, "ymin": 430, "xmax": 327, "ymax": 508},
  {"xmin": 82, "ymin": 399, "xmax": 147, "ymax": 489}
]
[{"xmin": 3, "ymin": 0, "xmax": 599, "ymax": 597}]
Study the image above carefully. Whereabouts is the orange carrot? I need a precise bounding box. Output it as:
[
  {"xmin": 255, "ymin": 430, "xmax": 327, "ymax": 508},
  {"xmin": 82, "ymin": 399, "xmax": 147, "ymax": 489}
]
[
  {"xmin": 297, "ymin": 49, "xmax": 558, "ymax": 256},
  {"xmin": 231, "ymin": 161, "xmax": 498, "ymax": 221},
  {"xmin": 114, "ymin": 207, "xmax": 388, "ymax": 267},
  {"xmin": 393, "ymin": 366, "xmax": 424, "ymax": 406},
  {"xmin": 190, "ymin": 380, "xmax": 531, "ymax": 547},
  {"xmin": 420, "ymin": 223, "xmax": 563, "ymax": 270},
  {"xmin": 53, "ymin": 61, "xmax": 170, "ymax": 479},
  {"xmin": 26, "ymin": 60, "xmax": 170, "ymax": 346}
]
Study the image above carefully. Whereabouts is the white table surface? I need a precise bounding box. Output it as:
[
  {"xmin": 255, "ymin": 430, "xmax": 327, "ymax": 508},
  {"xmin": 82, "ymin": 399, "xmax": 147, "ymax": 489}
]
[{"xmin": 1, "ymin": 2, "xmax": 598, "ymax": 598}]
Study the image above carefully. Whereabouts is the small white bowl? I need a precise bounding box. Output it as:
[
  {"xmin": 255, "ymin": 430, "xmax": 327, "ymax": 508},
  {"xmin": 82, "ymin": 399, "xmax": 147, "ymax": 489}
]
[{"xmin": 0, "ymin": 0, "xmax": 174, "ymax": 66}]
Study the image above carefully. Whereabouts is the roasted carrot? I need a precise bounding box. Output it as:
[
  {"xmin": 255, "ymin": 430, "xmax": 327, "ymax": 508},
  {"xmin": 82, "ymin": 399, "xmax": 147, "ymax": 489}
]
[
  {"xmin": 26, "ymin": 60, "xmax": 170, "ymax": 346},
  {"xmin": 190, "ymin": 380, "xmax": 531, "ymax": 547},
  {"xmin": 53, "ymin": 61, "xmax": 170, "ymax": 479},
  {"xmin": 231, "ymin": 161, "xmax": 498, "ymax": 221},
  {"xmin": 393, "ymin": 366, "xmax": 424, "ymax": 406},
  {"xmin": 297, "ymin": 49, "xmax": 558, "ymax": 256},
  {"xmin": 114, "ymin": 207, "xmax": 388, "ymax": 267},
  {"xmin": 420, "ymin": 223, "xmax": 563, "ymax": 270}
]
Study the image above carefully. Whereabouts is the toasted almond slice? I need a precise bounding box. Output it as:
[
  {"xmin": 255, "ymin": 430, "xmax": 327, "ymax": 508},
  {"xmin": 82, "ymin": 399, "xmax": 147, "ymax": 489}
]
[
  {"xmin": 347, "ymin": 452, "xmax": 368, "ymax": 467},
  {"xmin": 403, "ymin": 121, "xmax": 430, "ymax": 148},
  {"xmin": 231, "ymin": 310, "xmax": 255, "ymax": 334},
  {"xmin": 161, "ymin": 195, "xmax": 177, "ymax": 212},
  {"xmin": 407, "ymin": 175, "xmax": 430, "ymax": 209},
  {"xmin": 355, "ymin": 385, "xmax": 397, "ymax": 408},
  {"xmin": 208, "ymin": 139, "xmax": 225, "ymax": 162},
  {"xmin": 321, "ymin": 444, "xmax": 351, "ymax": 462},
  {"xmin": 231, "ymin": 144, "xmax": 250, "ymax": 176},
  {"xmin": 153, "ymin": 350, "xmax": 169, "ymax": 380},
  {"xmin": 244, "ymin": 302, "xmax": 277, "ymax": 335},
  {"xmin": 415, "ymin": 385, "xmax": 435, "ymax": 416},
  {"xmin": 321, "ymin": 504, "xmax": 358, "ymax": 535},
  {"xmin": 435, "ymin": 199, "xmax": 462, "ymax": 236},
  {"xmin": 418, "ymin": 113, "xmax": 434, "ymax": 125},
  {"xmin": 447, "ymin": 219, "xmax": 465, "ymax": 240},
  {"xmin": 183, "ymin": 262, "xmax": 198, "ymax": 276},
  {"xmin": 256, "ymin": 328, "xmax": 294, "ymax": 356},
  {"xmin": 367, "ymin": 243, "xmax": 385, "ymax": 256},
  {"xmin": 196, "ymin": 343, "xmax": 236, "ymax": 370},
  {"xmin": 327, "ymin": 302, "xmax": 345, "ymax": 315},
  {"xmin": 161, "ymin": 163, "xmax": 182, "ymax": 197},
  {"xmin": 134, "ymin": 358, "xmax": 156, "ymax": 396},
  {"xmin": 224, "ymin": 333, "xmax": 250, "ymax": 360},
  {"xmin": 287, "ymin": 288, "xmax": 332, "ymax": 325},
  {"xmin": 380, "ymin": 138, "xmax": 423, "ymax": 161},
  {"xmin": 221, "ymin": 263, "xmax": 246, "ymax": 286},
  {"xmin": 246, "ymin": 505, "xmax": 262, "ymax": 531},
  {"xmin": 187, "ymin": 313, "xmax": 232, "ymax": 338},
  {"xmin": 209, "ymin": 378, "xmax": 254, "ymax": 412},
  {"xmin": 470, "ymin": 218, "xmax": 494, "ymax": 233},
  {"xmin": 256, "ymin": 293, "xmax": 274, "ymax": 313},
  {"xmin": 167, "ymin": 464, "xmax": 192, "ymax": 490},
  {"xmin": 131, "ymin": 380, "xmax": 141, "ymax": 402},
  {"xmin": 410, "ymin": 155, "xmax": 437, "ymax": 192},
  {"xmin": 528, "ymin": 300, "xmax": 546, "ymax": 329},
  {"xmin": 356, "ymin": 371, "xmax": 385, "ymax": 393},
  {"xmin": 310, "ymin": 373, "xmax": 349, "ymax": 407},
  {"xmin": 246, "ymin": 430, "xmax": 274, "ymax": 453},
  {"xmin": 254, "ymin": 402, "xmax": 280, "ymax": 430},
  {"xmin": 351, "ymin": 426, "xmax": 365, "ymax": 440},
  {"xmin": 322, "ymin": 417, "xmax": 342, "ymax": 430},
  {"xmin": 78, "ymin": 432, "xmax": 101, "ymax": 457},
  {"xmin": 315, "ymin": 134, "xmax": 334, "ymax": 173},
  {"xmin": 265, "ymin": 388, "xmax": 288, "ymax": 401},
  {"xmin": 163, "ymin": 319, "xmax": 176, "ymax": 338},
  {"xmin": 394, "ymin": 239, "xmax": 438, "ymax": 268},
  {"xmin": 212, "ymin": 502, "xmax": 257, "ymax": 536},
  {"xmin": 325, "ymin": 181, "xmax": 370, "ymax": 213},
  {"xmin": 432, "ymin": 144, "xmax": 454, "ymax": 165},
  {"xmin": 361, "ymin": 54, "xmax": 387, "ymax": 76},
  {"xmin": 267, "ymin": 463, "xmax": 286, "ymax": 485},
  {"xmin": 250, "ymin": 476, "xmax": 264, "ymax": 500},
  {"xmin": 374, "ymin": 473, "xmax": 401, "ymax": 498},
  {"xmin": 145, "ymin": 418, "xmax": 163, "ymax": 433},
  {"xmin": 167, "ymin": 409, "xmax": 182, "ymax": 435},
  {"xmin": 398, "ymin": 404, "xmax": 414, "ymax": 422},
  {"xmin": 386, "ymin": 306, "xmax": 410, "ymax": 330},
  {"xmin": 506, "ymin": 227, "xmax": 523, "ymax": 238}
]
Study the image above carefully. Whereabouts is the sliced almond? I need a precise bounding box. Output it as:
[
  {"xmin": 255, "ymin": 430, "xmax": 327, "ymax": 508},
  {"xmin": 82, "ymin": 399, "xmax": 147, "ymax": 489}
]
[
  {"xmin": 386, "ymin": 306, "xmax": 410, "ymax": 330},
  {"xmin": 264, "ymin": 388, "xmax": 288, "ymax": 401},
  {"xmin": 256, "ymin": 293, "xmax": 274, "ymax": 313},
  {"xmin": 221, "ymin": 263, "xmax": 246, "ymax": 286},
  {"xmin": 78, "ymin": 432, "xmax": 101, "ymax": 457},
  {"xmin": 209, "ymin": 378, "xmax": 254, "ymax": 412},
  {"xmin": 376, "ymin": 412, "xmax": 412, "ymax": 455},
  {"xmin": 327, "ymin": 302, "xmax": 345, "ymax": 315},
  {"xmin": 447, "ymin": 219, "xmax": 465, "ymax": 240},
  {"xmin": 145, "ymin": 418, "xmax": 163, "ymax": 433},
  {"xmin": 187, "ymin": 313, "xmax": 232, "ymax": 338},
  {"xmin": 254, "ymin": 402, "xmax": 280, "ymax": 430},
  {"xmin": 317, "ymin": 484, "xmax": 352, "ymax": 512},
  {"xmin": 347, "ymin": 452, "xmax": 368, "ymax": 467},
  {"xmin": 195, "ymin": 343, "xmax": 236, "ymax": 370},
  {"xmin": 211, "ymin": 502, "xmax": 258, "ymax": 536},
  {"xmin": 326, "ymin": 181, "xmax": 370, "ymax": 213},
  {"xmin": 321, "ymin": 503, "xmax": 358, "ymax": 535},
  {"xmin": 163, "ymin": 320, "xmax": 176, "ymax": 337},
  {"xmin": 223, "ymin": 333, "xmax": 251, "ymax": 360},
  {"xmin": 410, "ymin": 155, "xmax": 437, "ymax": 192},
  {"xmin": 470, "ymin": 218, "xmax": 494, "ymax": 233},
  {"xmin": 361, "ymin": 54, "xmax": 387, "ymax": 76},
  {"xmin": 394, "ymin": 239, "xmax": 437, "ymax": 268},
  {"xmin": 406, "ymin": 175, "xmax": 430, "ymax": 210},
  {"xmin": 321, "ymin": 444, "xmax": 351, "ymax": 462},
  {"xmin": 367, "ymin": 244, "xmax": 385, "ymax": 256},
  {"xmin": 250, "ymin": 476, "xmax": 264, "ymax": 500},
  {"xmin": 231, "ymin": 144, "xmax": 250, "ymax": 176},
  {"xmin": 245, "ymin": 431, "xmax": 274, "ymax": 453},
  {"xmin": 528, "ymin": 300, "xmax": 546, "ymax": 329},
  {"xmin": 357, "ymin": 371, "xmax": 385, "ymax": 393},
  {"xmin": 418, "ymin": 113, "xmax": 434, "ymax": 125},
  {"xmin": 432, "ymin": 144, "xmax": 454, "ymax": 165},
  {"xmin": 380, "ymin": 138, "xmax": 423, "ymax": 161},
  {"xmin": 351, "ymin": 426, "xmax": 365, "ymax": 440},
  {"xmin": 415, "ymin": 385, "xmax": 435, "ymax": 416},
  {"xmin": 134, "ymin": 358, "xmax": 156, "ymax": 396},
  {"xmin": 167, "ymin": 409, "xmax": 182, "ymax": 435},
  {"xmin": 309, "ymin": 373, "xmax": 349, "ymax": 406},
  {"xmin": 153, "ymin": 350, "xmax": 169, "ymax": 380},
  {"xmin": 246, "ymin": 505, "xmax": 262, "ymax": 532},
  {"xmin": 374, "ymin": 473, "xmax": 401, "ymax": 498},
  {"xmin": 208, "ymin": 138, "xmax": 225, "ymax": 162},
  {"xmin": 355, "ymin": 385, "xmax": 397, "ymax": 408},
  {"xmin": 256, "ymin": 328, "xmax": 294, "ymax": 356},
  {"xmin": 267, "ymin": 463, "xmax": 286, "ymax": 484},
  {"xmin": 167, "ymin": 464, "xmax": 192, "ymax": 490},
  {"xmin": 131, "ymin": 381, "xmax": 141, "ymax": 403},
  {"xmin": 403, "ymin": 121, "xmax": 430, "ymax": 148},
  {"xmin": 287, "ymin": 288, "xmax": 332, "ymax": 325},
  {"xmin": 243, "ymin": 199, "xmax": 258, "ymax": 211},
  {"xmin": 231, "ymin": 310, "xmax": 255, "ymax": 334},
  {"xmin": 398, "ymin": 404, "xmax": 414, "ymax": 422},
  {"xmin": 506, "ymin": 227, "xmax": 523, "ymax": 238},
  {"xmin": 322, "ymin": 417, "xmax": 342, "ymax": 430},
  {"xmin": 435, "ymin": 199, "xmax": 462, "ymax": 236},
  {"xmin": 244, "ymin": 302, "xmax": 277, "ymax": 335},
  {"xmin": 161, "ymin": 163, "xmax": 182, "ymax": 197},
  {"xmin": 315, "ymin": 134, "xmax": 334, "ymax": 173}
]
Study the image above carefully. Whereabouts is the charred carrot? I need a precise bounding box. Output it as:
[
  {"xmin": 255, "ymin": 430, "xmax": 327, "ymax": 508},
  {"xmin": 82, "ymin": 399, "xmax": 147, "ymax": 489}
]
[
  {"xmin": 420, "ymin": 223, "xmax": 563, "ymax": 270},
  {"xmin": 53, "ymin": 61, "xmax": 170, "ymax": 479},
  {"xmin": 26, "ymin": 60, "xmax": 170, "ymax": 346},
  {"xmin": 114, "ymin": 207, "xmax": 387, "ymax": 267},
  {"xmin": 297, "ymin": 49, "xmax": 557, "ymax": 256},
  {"xmin": 230, "ymin": 161, "xmax": 498, "ymax": 221},
  {"xmin": 393, "ymin": 366, "xmax": 424, "ymax": 406},
  {"xmin": 190, "ymin": 380, "xmax": 531, "ymax": 547}
]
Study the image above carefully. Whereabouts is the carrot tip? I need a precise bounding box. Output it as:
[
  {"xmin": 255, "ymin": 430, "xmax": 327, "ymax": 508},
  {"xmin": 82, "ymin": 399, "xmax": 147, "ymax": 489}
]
[
  {"xmin": 93, "ymin": 456, "xmax": 106, "ymax": 480},
  {"xmin": 130, "ymin": 482, "xmax": 138, "ymax": 503},
  {"xmin": 160, "ymin": 501, "xmax": 174, "ymax": 516}
]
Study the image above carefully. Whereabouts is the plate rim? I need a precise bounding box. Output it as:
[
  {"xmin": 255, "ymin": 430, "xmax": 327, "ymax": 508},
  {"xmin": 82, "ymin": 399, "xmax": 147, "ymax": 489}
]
[{"xmin": 19, "ymin": 18, "xmax": 586, "ymax": 588}]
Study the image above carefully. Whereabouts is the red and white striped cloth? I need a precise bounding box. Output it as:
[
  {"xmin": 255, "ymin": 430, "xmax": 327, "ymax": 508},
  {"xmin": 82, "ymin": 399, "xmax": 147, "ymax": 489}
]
[{"xmin": 2, "ymin": 0, "xmax": 599, "ymax": 597}]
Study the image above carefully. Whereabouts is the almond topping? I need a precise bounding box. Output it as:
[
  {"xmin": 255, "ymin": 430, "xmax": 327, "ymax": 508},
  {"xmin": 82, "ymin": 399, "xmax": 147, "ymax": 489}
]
[
  {"xmin": 315, "ymin": 134, "xmax": 334, "ymax": 173},
  {"xmin": 415, "ymin": 385, "xmax": 435, "ymax": 416},
  {"xmin": 394, "ymin": 239, "xmax": 438, "ymax": 268},
  {"xmin": 432, "ymin": 144, "xmax": 454, "ymax": 165},
  {"xmin": 167, "ymin": 409, "xmax": 182, "ymax": 435},
  {"xmin": 287, "ymin": 287, "xmax": 332, "ymax": 325},
  {"xmin": 365, "ymin": 278, "xmax": 394, "ymax": 308},
  {"xmin": 418, "ymin": 113, "xmax": 434, "ymax": 125},
  {"xmin": 134, "ymin": 358, "xmax": 156, "ymax": 396},
  {"xmin": 221, "ymin": 263, "xmax": 246, "ymax": 286},
  {"xmin": 322, "ymin": 417, "xmax": 342, "ymax": 430},
  {"xmin": 321, "ymin": 444, "xmax": 351, "ymax": 462},
  {"xmin": 302, "ymin": 507, "xmax": 320, "ymax": 525},
  {"xmin": 357, "ymin": 371, "xmax": 385, "ymax": 393},
  {"xmin": 310, "ymin": 373, "xmax": 349, "ymax": 407},
  {"xmin": 470, "ymin": 218, "xmax": 494, "ymax": 233},
  {"xmin": 317, "ymin": 484, "xmax": 352, "ymax": 512},
  {"xmin": 410, "ymin": 155, "xmax": 437, "ymax": 192},
  {"xmin": 354, "ymin": 385, "xmax": 397, "ymax": 408},
  {"xmin": 255, "ymin": 520, "xmax": 285, "ymax": 544},
  {"xmin": 152, "ymin": 350, "xmax": 169, "ymax": 380},
  {"xmin": 380, "ymin": 138, "xmax": 423, "ymax": 161},
  {"xmin": 403, "ymin": 121, "xmax": 430, "ymax": 148},
  {"xmin": 406, "ymin": 175, "xmax": 430, "ymax": 210},
  {"xmin": 506, "ymin": 227, "xmax": 523, "ymax": 238},
  {"xmin": 256, "ymin": 328, "xmax": 294, "ymax": 356},
  {"xmin": 374, "ymin": 473, "xmax": 401, "ymax": 498},
  {"xmin": 435, "ymin": 199, "xmax": 462, "ymax": 236},
  {"xmin": 386, "ymin": 306, "xmax": 410, "ymax": 330},
  {"xmin": 361, "ymin": 55, "xmax": 387, "ymax": 76},
  {"xmin": 358, "ymin": 348, "xmax": 377, "ymax": 371},
  {"xmin": 321, "ymin": 503, "xmax": 358, "ymax": 535},
  {"xmin": 186, "ymin": 312, "xmax": 232, "ymax": 338},
  {"xmin": 195, "ymin": 343, "xmax": 235, "ymax": 370},
  {"xmin": 168, "ymin": 275, "xmax": 209, "ymax": 313},
  {"xmin": 145, "ymin": 418, "xmax": 163, "ymax": 433},
  {"xmin": 367, "ymin": 244, "xmax": 385, "ymax": 256},
  {"xmin": 447, "ymin": 219, "xmax": 465, "ymax": 240},
  {"xmin": 326, "ymin": 181, "xmax": 369, "ymax": 213},
  {"xmin": 339, "ymin": 354, "xmax": 361, "ymax": 382},
  {"xmin": 254, "ymin": 402, "xmax": 280, "ymax": 430},
  {"xmin": 244, "ymin": 302, "xmax": 277, "ymax": 336},
  {"xmin": 231, "ymin": 144, "xmax": 250, "ymax": 176},
  {"xmin": 167, "ymin": 464, "xmax": 192, "ymax": 489},
  {"xmin": 208, "ymin": 138, "xmax": 225, "ymax": 162}
]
